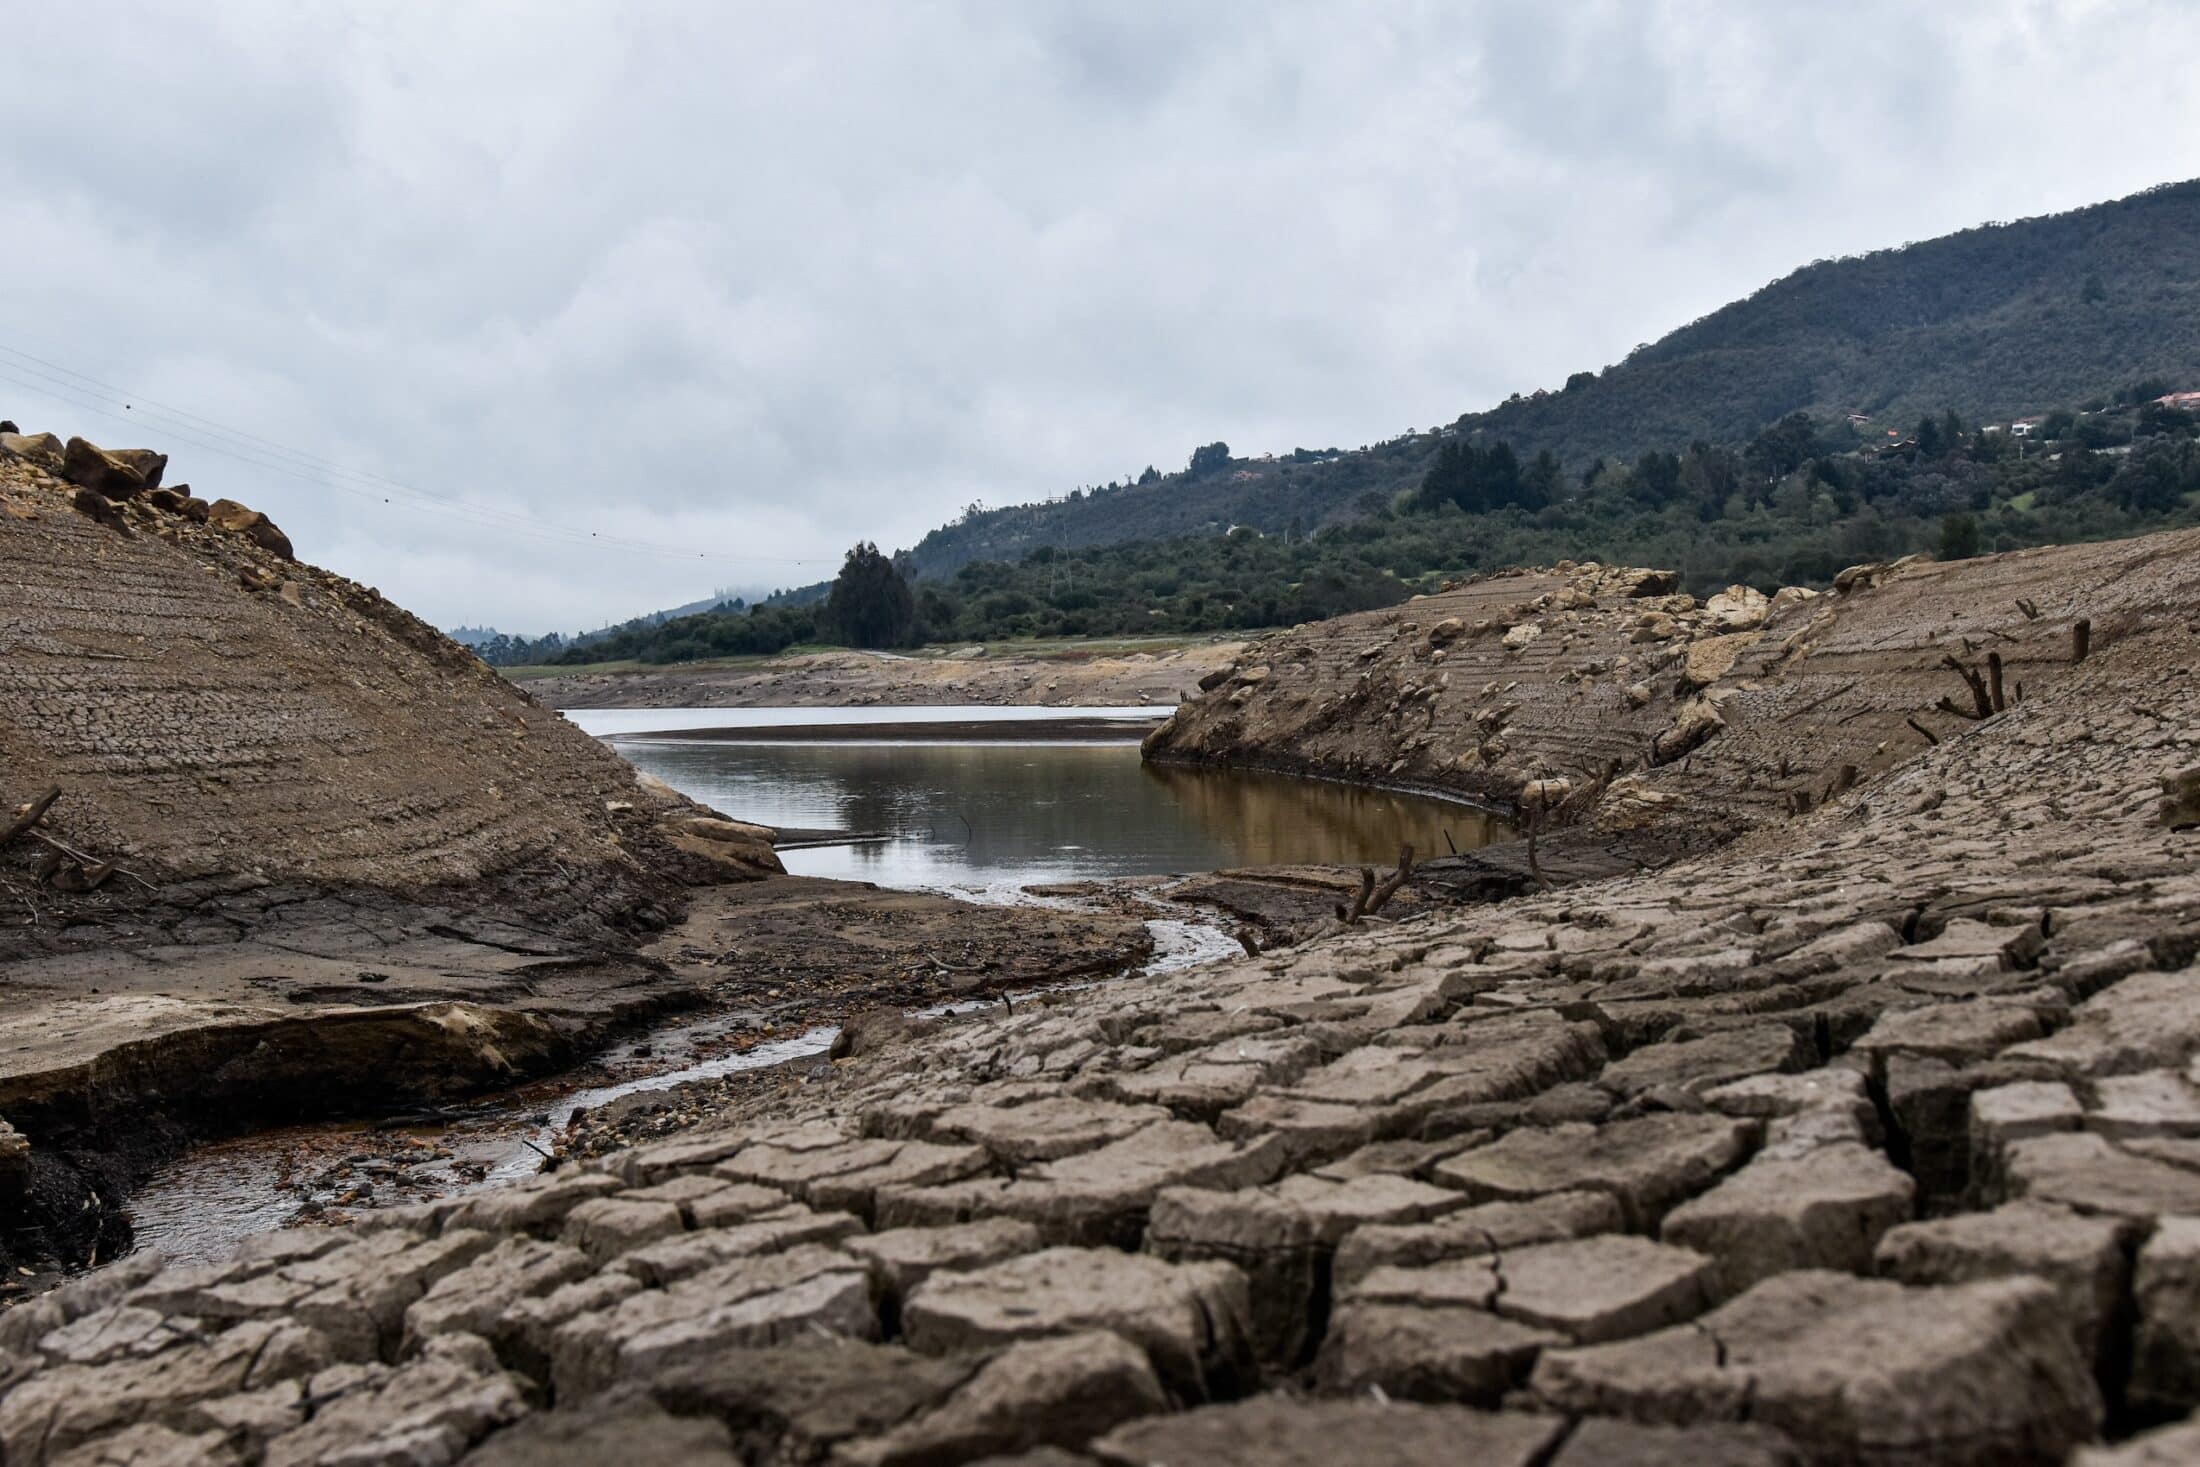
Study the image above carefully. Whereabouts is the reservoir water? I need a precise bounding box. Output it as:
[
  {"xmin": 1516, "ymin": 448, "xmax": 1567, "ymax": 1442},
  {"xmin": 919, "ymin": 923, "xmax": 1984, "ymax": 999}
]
[{"xmin": 567, "ymin": 706, "xmax": 1510, "ymax": 889}]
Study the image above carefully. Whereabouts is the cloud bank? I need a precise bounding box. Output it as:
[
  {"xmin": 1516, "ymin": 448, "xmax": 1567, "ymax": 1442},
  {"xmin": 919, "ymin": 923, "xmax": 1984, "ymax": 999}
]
[{"xmin": 4, "ymin": 0, "xmax": 2195, "ymax": 631}]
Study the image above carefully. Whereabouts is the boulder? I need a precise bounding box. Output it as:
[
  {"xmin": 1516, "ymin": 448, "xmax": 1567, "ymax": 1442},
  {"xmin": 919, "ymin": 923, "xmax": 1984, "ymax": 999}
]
[
  {"xmin": 1683, "ymin": 631, "xmax": 1761, "ymax": 687},
  {"xmin": 69, "ymin": 486, "xmax": 130, "ymax": 535},
  {"xmin": 206, "ymin": 498, "xmax": 296, "ymax": 559},
  {"xmin": 145, "ymin": 486, "xmax": 211, "ymax": 521},
  {"xmin": 61, "ymin": 437, "xmax": 161, "ymax": 499},
  {"xmin": 1649, "ymin": 699, "xmax": 1725, "ymax": 766},
  {"xmin": 0, "ymin": 430, "xmax": 66, "ymax": 474},
  {"xmin": 1502, "ymin": 622, "xmax": 1543, "ymax": 651},
  {"xmin": 1704, "ymin": 585, "xmax": 1770, "ymax": 631}
]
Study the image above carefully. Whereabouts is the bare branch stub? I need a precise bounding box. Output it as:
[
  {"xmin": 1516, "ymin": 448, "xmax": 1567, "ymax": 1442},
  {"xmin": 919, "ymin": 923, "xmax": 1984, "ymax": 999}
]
[
  {"xmin": 1939, "ymin": 655, "xmax": 1993, "ymax": 720},
  {"xmin": 1987, "ymin": 652, "xmax": 2006, "ymax": 713},
  {"xmin": 2073, "ymin": 618, "xmax": 2092, "ymax": 664},
  {"xmin": 2016, "ymin": 597, "xmax": 2040, "ymax": 620},
  {"xmin": 1340, "ymin": 866, "xmax": 1377, "ymax": 924},
  {"xmin": 1906, "ymin": 716, "xmax": 1941, "ymax": 747},
  {"xmin": 1, "ymin": 787, "xmax": 62, "ymax": 850}
]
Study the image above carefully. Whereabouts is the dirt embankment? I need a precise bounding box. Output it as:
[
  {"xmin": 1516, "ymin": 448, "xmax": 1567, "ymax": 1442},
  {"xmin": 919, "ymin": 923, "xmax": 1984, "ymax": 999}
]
[
  {"xmin": 7, "ymin": 527, "xmax": 2195, "ymax": 1464},
  {"xmin": 518, "ymin": 641, "xmax": 1244, "ymax": 710},
  {"xmin": 1145, "ymin": 538, "xmax": 2192, "ymax": 866},
  {"xmin": 0, "ymin": 436, "xmax": 1149, "ymax": 1280}
]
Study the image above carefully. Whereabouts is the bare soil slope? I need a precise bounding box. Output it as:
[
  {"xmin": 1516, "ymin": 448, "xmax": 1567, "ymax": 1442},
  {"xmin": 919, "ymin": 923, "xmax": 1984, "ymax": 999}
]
[{"xmin": 523, "ymin": 641, "xmax": 1241, "ymax": 710}]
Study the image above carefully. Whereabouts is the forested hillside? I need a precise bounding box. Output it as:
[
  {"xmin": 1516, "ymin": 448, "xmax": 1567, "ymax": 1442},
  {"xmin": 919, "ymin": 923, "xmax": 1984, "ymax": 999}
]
[
  {"xmin": 905, "ymin": 179, "xmax": 2200, "ymax": 576},
  {"xmin": 536, "ymin": 396, "xmax": 2200, "ymax": 665}
]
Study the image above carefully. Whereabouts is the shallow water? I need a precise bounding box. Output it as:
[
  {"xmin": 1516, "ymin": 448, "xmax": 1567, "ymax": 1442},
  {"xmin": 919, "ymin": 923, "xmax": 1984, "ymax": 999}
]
[
  {"xmin": 563, "ymin": 704, "xmax": 1167, "ymax": 737},
  {"xmin": 605, "ymin": 735, "xmax": 1507, "ymax": 889}
]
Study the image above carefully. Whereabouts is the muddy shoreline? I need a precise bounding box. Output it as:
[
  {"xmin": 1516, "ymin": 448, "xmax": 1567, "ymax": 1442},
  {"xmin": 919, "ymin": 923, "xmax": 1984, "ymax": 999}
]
[{"xmin": 607, "ymin": 714, "xmax": 1166, "ymax": 743}]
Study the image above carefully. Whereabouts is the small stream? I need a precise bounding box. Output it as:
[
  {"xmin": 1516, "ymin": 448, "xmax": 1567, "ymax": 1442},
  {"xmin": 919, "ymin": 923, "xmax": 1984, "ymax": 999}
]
[{"xmin": 124, "ymin": 910, "xmax": 1239, "ymax": 1266}]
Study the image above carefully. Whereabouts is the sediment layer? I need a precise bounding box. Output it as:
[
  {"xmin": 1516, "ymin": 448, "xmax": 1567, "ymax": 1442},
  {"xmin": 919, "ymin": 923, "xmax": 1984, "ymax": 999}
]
[{"xmin": 7, "ymin": 528, "xmax": 2197, "ymax": 1463}]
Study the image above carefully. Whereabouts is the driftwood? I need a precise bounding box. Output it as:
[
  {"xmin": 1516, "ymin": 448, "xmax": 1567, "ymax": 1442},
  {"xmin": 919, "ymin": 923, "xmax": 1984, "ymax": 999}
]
[
  {"xmin": 1987, "ymin": 652, "xmax": 2007, "ymax": 713},
  {"xmin": 1906, "ymin": 716, "xmax": 1941, "ymax": 747},
  {"xmin": 1339, "ymin": 845, "xmax": 1416, "ymax": 923},
  {"xmin": 1, "ymin": 787, "xmax": 61, "ymax": 850},
  {"xmin": 2073, "ymin": 618, "xmax": 2092, "ymax": 664},
  {"xmin": 2016, "ymin": 597, "xmax": 2041, "ymax": 620},
  {"xmin": 1363, "ymin": 844, "xmax": 1416, "ymax": 917}
]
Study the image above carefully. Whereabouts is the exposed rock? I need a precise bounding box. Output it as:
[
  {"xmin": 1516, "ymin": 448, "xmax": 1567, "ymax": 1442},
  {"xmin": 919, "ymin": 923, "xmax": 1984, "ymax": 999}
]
[
  {"xmin": 1704, "ymin": 585, "xmax": 1771, "ymax": 632},
  {"xmin": 206, "ymin": 497, "xmax": 295, "ymax": 558},
  {"xmin": 0, "ymin": 430, "xmax": 66, "ymax": 473},
  {"xmin": 61, "ymin": 438, "xmax": 162, "ymax": 499},
  {"xmin": 1683, "ymin": 631, "xmax": 1761, "ymax": 687}
]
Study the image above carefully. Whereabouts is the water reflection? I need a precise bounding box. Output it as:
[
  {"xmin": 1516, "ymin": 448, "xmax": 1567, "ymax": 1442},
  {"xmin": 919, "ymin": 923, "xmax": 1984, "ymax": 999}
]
[{"xmin": 612, "ymin": 738, "xmax": 1508, "ymax": 890}]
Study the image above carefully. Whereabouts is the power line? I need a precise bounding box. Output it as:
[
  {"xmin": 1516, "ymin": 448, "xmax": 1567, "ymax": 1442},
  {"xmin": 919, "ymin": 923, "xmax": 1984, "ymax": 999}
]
[{"xmin": 0, "ymin": 340, "xmax": 836, "ymax": 567}]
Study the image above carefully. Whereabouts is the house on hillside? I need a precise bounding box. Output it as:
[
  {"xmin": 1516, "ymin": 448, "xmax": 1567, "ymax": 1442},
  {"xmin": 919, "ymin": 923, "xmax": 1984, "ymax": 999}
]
[
  {"xmin": 2152, "ymin": 391, "xmax": 2200, "ymax": 412},
  {"xmin": 2009, "ymin": 416, "xmax": 2047, "ymax": 439}
]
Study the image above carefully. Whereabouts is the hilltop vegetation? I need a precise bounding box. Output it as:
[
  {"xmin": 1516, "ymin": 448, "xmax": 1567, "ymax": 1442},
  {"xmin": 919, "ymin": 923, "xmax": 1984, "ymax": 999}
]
[
  {"xmin": 525, "ymin": 395, "xmax": 2200, "ymax": 665},
  {"xmin": 904, "ymin": 179, "xmax": 2200, "ymax": 576}
]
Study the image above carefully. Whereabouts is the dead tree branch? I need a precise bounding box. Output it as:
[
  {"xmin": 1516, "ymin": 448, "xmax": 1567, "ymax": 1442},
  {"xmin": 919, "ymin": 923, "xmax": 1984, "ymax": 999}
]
[
  {"xmin": 1905, "ymin": 716, "xmax": 1941, "ymax": 747},
  {"xmin": 1, "ymin": 788, "xmax": 61, "ymax": 850}
]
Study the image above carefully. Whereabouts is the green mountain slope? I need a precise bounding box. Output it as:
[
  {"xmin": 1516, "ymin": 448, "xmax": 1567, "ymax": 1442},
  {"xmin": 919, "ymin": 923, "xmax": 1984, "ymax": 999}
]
[{"xmin": 906, "ymin": 179, "xmax": 2200, "ymax": 577}]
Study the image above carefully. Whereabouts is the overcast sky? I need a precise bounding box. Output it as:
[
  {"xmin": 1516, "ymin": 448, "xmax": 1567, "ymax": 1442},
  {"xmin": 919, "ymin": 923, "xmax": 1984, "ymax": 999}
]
[{"xmin": 4, "ymin": 2, "xmax": 2197, "ymax": 634}]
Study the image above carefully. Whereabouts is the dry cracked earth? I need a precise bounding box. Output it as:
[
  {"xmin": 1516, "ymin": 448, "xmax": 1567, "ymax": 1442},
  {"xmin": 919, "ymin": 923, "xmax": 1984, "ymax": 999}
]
[{"xmin": 5, "ymin": 523, "xmax": 2200, "ymax": 1463}]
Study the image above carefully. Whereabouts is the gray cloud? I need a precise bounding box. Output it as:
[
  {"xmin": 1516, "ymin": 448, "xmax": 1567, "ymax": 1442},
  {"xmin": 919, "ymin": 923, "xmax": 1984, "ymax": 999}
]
[{"xmin": 4, "ymin": 0, "xmax": 2195, "ymax": 632}]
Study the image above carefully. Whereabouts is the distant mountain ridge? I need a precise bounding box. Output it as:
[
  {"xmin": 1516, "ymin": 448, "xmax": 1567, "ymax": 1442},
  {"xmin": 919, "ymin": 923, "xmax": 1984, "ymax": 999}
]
[{"xmin": 902, "ymin": 178, "xmax": 2200, "ymax": 577}]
